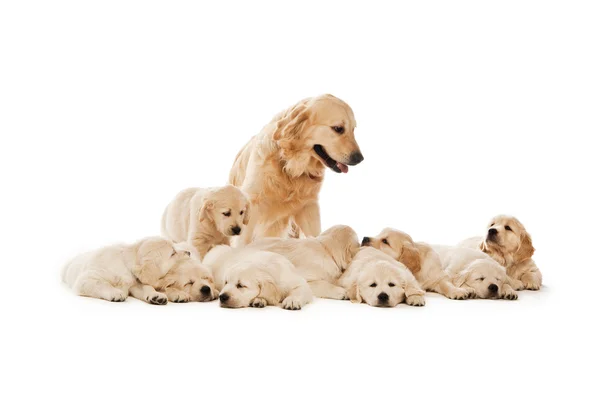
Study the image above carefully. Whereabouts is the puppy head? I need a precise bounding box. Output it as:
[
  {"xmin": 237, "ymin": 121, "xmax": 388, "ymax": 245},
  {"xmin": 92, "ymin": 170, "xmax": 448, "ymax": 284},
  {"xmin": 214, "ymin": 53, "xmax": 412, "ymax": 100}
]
[
  {"xmin": 199, "ymin": 185, "xmax": 250, "ymax": 237},
  {"xmin": 273, "ymin": 94, "xmax": 363, "ymax": 177},
  {"xmin": 481, "ymin": 215, "xmax": 534, "ymax": 266},
  {"xmin": 361, "ymin": 228, "xmax": 422, "ymax": 274},
  {"xmin": 348, "ymin": 261, "xmax": 406, "ymax": 307},
  {"xmin": 156, "ymin": 243, "xmax": 218, "ymax": 302},
  {"xmin": 133, "ymin": 237, "xmax": 185, "ymax": 285},
  {"xmin": 318, "ymin": 225, "xmax": 361, "ymax": 271},
  {"xmin": 218, "ymin": 265, "xmax": 281, "ymax": 308},
  {"xmin": 453, "ymin": 259, "xmax": 507, "ymax": 299}
]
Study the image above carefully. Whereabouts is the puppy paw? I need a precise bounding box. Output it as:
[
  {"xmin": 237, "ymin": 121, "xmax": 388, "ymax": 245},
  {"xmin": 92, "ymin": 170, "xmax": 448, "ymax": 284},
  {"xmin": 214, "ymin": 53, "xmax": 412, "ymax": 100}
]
[
  {"xmin": 447, "ymin": 287, "xmax": 471, "ymax": 300},
  {"xmin": 147, "ymin": 292, "xmax": 168, "ymax": 305},
  {"xmin": 501, "ymin": 290, "xmax": 518, "ymax": 300},
  {"xmin": 511, "ymin": 280, "xmax": 525, "ymax": 291},
  {"xmin": 250, "ymin": 297, "xmax": 267, "ymax": 308},
  {"xmin": 406, "ymin": 295, "xmax": 425, "ymax": 307},
  {"xmin": 167, "ymin": 291, "xmax": 191, "ymax": 303},
  {"xmin": 281, "ymin": 297, "xmax": 303, "ymax": 311},
  {"xmin": 523, "ymin": 280, "xmax": 541, "ymax": 291},
  {"xmin": 109, "ymin": 292, "xmax": 127, "ymax": 302}
]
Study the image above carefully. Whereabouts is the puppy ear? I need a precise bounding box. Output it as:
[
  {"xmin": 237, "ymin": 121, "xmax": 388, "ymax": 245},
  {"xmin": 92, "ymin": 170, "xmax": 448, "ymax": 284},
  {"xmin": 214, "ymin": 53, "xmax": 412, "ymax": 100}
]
[
  {"xmin": 133, "ymin": 254, "xmax": 164, "ymax": 286},
  {"xmin": 198, "ymin": 199, "xmax": 215, "ymax": 223},
  {"xmin": 242, "ymin": 202, "xmax": 251, "ymax": 225},
  {"xmin": 258, "ymin": 278, "xmax": 282, "ymax": 305},
  {"xmin": 399, "ymin": 245, "xmax": 422, "ymax": 274},
  {"xmin": 273, "ymin": 102, "xmax": 310, "ymax": 144},
  {"xmin": 452, "ymin": 269, "xmax": 471, "ymax": 288},
  {"xmin": 514, "ymin": 231, "xmax": 535, "ymax": 264},
  {"xmin": 346, "ymin": 282, "xmax": 362, "ymax": 303}
]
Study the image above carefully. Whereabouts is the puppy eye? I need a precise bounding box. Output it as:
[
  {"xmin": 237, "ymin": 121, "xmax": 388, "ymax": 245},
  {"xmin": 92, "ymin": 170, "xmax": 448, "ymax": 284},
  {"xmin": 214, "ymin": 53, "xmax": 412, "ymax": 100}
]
[
  {"xmin": 369, "ymin": 283, "xmax": 377, "ymax": 288},
  {"xmin": 240, "ymin": 210, "xmax": 244, "ymax": 215},
  {"xmin": 388, "ymin": 283, "xmax": 395, "ymax": 287},
  {"xmin": 382, "ymin": 239, "xmax": 389, "ymax": 245},
  {"xmin": 505, "ymin": 226, "xmax": 512, "ymax": 231},
  {"xmin": 185, "ymin": 281, "xmax": 194, "ymax": 286},
  {"xmin": 236, "ymin": 283, "xmax": 244, "ymax": 289},
  {"xmin": 331, "ymin": 126, "xmax": 345, "ymax": 134},
  {"xmin": 223, "ymin": 211, "xmax": 231, "ymax": 217},
  {"xmin": 477, "ymin": 277, "xmax": 485, "ymax": 281},
  {"xmin": 170, "ymin": 250, "xmax": 176, "ymax": 257}
]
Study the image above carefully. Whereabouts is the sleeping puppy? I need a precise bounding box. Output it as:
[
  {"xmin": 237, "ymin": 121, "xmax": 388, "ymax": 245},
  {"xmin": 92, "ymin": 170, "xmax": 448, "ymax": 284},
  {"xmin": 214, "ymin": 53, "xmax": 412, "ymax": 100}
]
[
  {"xmin": 458, "ymin": 215, "xmax": 542, "ymax": 291},
  {"xmin": 338, "ymin": 247, "xmax": 426, "ymax": 307},
  {"xmin": 62, "ymin": 237, "xmax": 189, "ymax": 304},
  {"xmin": 203, "ymin": 246, "xmax": 313, "ymax": 310},
  {"xmin": 161, "ymin": 185, "xmax": 250, "ymax": 260},
  {"xmin": 361, "ymin": 228, "xmax": 472, "ymax": 300},
  {"xmin": 229, "ymin": 94, "xmax": 363, "ymax": 243},
  {"xmin": 433, "ymin": 245, "xmax": 518, "ymax": 300},
  {"xmin": 248, "ymin": 225, "xmax": 360, "ymax": 300}
]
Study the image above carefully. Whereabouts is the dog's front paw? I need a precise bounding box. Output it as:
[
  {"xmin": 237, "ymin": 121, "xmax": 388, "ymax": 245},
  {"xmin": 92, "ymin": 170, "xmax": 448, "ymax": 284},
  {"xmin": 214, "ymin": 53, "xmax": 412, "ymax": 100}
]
[
  {"xmin": 167, "ymin": 291, "xmax": 191, "ymax": 303},
  {"xmin": 522, "ymin": 279, "xmax": 541, "ymax": 291},
  {"xmin": 147, "ymin": 292, "xmax": 168, "ymax": 305},
  {"xmin": 511, "ymin": 279, "xmax": 525, "ymax": 291},
  {"xmin": 447, "ymin": 287, "xmax": 471, "ymax": 300},
  {"xmin": 109, "ymin": 292, "xmax": 127, "ymax": 302},
  {"xmin": 406, "ymin": 294, "xmax": 425, "ymax": 307},
  {"xmin": 281, "ymin": 296, "xmax": 303, "ymax": 311},
  {"xmin": 250, "ymin": 297, "xmax": 267, "ymax": 308},
  {"xmin": 501, "ymin": 290, "xmax": 518, "ymax": 300}
]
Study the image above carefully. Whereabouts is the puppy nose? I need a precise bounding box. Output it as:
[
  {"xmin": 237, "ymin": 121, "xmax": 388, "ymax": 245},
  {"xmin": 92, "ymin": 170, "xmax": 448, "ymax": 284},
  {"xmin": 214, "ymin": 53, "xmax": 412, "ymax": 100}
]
[
  {"xmin": 377, "ymin": 292, "xmax": 389, "ymax": 302},
  {"xmin": 488, "ymin": 228, "xmax": 498, "ymax": 236},
  {"xmin": 200, "ymin": 285, "xmax": 211, "ymax": 295},
  {"xmin": 231, "ymin": 226, "xmax": 241, "ymax": 235},
  {"xmin": 361, "ymin": 237, "xmax": 371, "ymax": 246},
  {"xmin": 488, "ymin": 284, "xmax": 498, "ymax": 293},
  {"xmin": 219, "ymin": 293, "xmax": 229, "ymax": 303},
  {"xmin": 348, "ymin": 151, "xmax": 364, "ymax": 165}
]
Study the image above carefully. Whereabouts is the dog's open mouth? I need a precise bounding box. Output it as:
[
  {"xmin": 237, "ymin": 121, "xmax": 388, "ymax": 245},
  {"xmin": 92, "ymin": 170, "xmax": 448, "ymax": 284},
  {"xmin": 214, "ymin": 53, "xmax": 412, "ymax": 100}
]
[{"xmin": 313, "ymin": 145, "xmax": 349, "ymax": 173}]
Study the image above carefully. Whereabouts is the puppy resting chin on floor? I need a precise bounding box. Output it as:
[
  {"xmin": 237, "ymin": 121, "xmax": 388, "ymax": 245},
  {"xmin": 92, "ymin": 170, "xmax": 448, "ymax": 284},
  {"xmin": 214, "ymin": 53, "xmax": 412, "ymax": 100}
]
[
  {"xmin": 203, "ymin": 246, "xmax": 313, "ymax": 310},
  {"xmin": 338, "ymin": 247, "xmax": 426, "ymax": 307}
]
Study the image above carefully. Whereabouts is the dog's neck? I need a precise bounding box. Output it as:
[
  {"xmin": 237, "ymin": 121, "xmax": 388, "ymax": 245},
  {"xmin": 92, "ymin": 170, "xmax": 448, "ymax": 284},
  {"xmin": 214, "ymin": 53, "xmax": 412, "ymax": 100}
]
[{"xmin": 480, "ymin": 240, "xmax": 514, "ymax": 268}]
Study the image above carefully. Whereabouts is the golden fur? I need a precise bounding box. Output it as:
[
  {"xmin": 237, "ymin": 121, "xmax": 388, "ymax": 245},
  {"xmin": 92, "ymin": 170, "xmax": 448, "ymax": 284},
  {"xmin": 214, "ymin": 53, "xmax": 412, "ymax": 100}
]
[
  {"xmin": 338, "ymin": 247, "xmax": 426, "ymax": 307},
  {"xmin": 458, "ymin": 215, "xmax": 542, "ymax": 291},
  {"xmin": 203, "ymin": 245, "xmax": 313, "ymax": 310},
  {"xmin": 248, "ymin": 225, "xmax": 360, "ymax": 299},
  {"xmin": 229, "ymin": 94, "xmax": 363, "ymax": 243},
  {"xmin": 161, "ymin": 185, "xmax": 250, "ymax": 260},
  {"xmin": 362, "ymin": 228, "xmax": 473, "ymax": 300}
]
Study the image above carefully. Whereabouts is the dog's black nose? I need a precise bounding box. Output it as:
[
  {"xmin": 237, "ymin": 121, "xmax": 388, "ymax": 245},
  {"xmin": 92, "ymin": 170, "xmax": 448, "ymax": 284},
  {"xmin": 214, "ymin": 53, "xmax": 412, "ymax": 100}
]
[
  {"xmin": 488, "ymin": 284, "xmax": 498, "ymax": 293},
  {"xmin": 361, "ymin": 237, "xmax": 371, "ymax": 246},
  {"xmin": 200, "ymin": 285, "xmax": 211, "ymax": 295},
  {"xmin": 231, "ymin": 226, "xmax": 241, "ymax": 235},
  {"xmin": 377, "ymin": 292, "xmax": 389, "ymax": 302},
  {"xmin": 348, "ymin": 151, "xmax": 364, "ymax": 166},
  {"xmin": 488, "ymin": 228, "xmax": 498, "ymax": 236},
  {"xmin": 219, "ymin": 293, "xmax": 229, "ymax": 303}
]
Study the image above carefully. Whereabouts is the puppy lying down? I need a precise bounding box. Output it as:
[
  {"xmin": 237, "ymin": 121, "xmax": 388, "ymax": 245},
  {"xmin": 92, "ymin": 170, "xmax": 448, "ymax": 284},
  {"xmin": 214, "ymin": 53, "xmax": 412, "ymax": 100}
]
[
  {"xmin": 203, "ymin": 246, "xmax": 313, "ymax": 310},
  {"xmin": 338, "ymin": 247, "xmax": 426, "ymax": 307},
  {"xmin": 248, "ymin": 225, "xmax": 360, "ymax": 300},
  {"xmin": 433, "ymin": 245, "xmax": 518, "ymax": 300},
  {"xmin": 62, "ymin": 237, "xmax": 218, "ymax": 304}
]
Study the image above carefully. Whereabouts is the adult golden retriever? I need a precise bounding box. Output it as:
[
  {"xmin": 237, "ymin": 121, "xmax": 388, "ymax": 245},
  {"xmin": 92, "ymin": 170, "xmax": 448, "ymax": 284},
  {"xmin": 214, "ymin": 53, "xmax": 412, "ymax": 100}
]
[
  {"xmin": 229, "ymin": 94, "xmax": 363, "ymax": 243},
  {"xmin": 459, "ymin": 215, "xmax": 542, "ymax": 291}
]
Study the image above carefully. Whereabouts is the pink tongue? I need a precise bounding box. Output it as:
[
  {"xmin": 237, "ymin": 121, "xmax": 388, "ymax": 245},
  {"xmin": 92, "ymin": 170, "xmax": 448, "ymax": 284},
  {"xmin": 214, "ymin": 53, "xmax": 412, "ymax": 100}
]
[{"xmin": 337, "ymin": 162, "xmax": 349, "ymax": 173}]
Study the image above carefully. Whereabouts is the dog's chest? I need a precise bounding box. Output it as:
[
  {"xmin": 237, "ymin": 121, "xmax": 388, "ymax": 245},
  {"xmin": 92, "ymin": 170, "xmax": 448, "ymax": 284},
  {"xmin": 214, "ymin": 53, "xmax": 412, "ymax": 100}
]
[{"xmin": 262, "ymin": 171, "xmax": 322, "ymax": 209}]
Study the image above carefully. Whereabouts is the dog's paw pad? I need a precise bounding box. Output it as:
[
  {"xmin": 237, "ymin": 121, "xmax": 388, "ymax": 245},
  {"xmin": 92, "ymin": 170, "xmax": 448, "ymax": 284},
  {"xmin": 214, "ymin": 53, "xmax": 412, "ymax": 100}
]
[
  {"xmin": 503, "ymin": 292, "xmax": 518, "ymax": 300},
  {"xmin": 149, "ymin": 294, "xmax": 168, "ymax": 305},
  {"xmin": 250, "ymin": 298, "xmax": 267, "ymax": 308}
]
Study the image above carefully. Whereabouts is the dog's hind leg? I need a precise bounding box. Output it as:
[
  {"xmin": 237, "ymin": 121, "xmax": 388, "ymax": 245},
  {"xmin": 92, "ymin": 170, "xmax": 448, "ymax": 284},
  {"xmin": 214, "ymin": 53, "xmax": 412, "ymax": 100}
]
[
  {"xmin": 73, "ymin": 275, "xmax": 128, "ymax": 302},
  {"xmin": 308, "ymin": 280, "xmax": 347, "ymax": 300}
]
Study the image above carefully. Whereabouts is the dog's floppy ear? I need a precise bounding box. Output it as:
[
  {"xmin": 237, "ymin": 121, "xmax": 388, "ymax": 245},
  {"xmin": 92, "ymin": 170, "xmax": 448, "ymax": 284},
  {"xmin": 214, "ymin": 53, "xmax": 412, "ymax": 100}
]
[
  {"xmin": 198, "ymin": 199, "xmax": 215, "ymax": 223},
  {"xmin": 258, "ymin": 276, "xmax": 282, "ymax": 306},
  {"xmin": 346, "ymin": 282, "xmax": 362, "ymax": 303},
  {"xmin": 452, "ymin": 268, "xmax": 472, "ymax": 288},
  {"xmin": 273, "ymin": 102, "xmax": 310, "ymax": 143},
  {"xmin": 514, "ymin": 231, "xmax": 535, "ymax": 264},
  {"xmin": 133, "ymin": 248, "xmax": 168, "ymax": 286},
  {"xmin": 399, "ymin": 245, "xmax": 422, "ymax": 274}
]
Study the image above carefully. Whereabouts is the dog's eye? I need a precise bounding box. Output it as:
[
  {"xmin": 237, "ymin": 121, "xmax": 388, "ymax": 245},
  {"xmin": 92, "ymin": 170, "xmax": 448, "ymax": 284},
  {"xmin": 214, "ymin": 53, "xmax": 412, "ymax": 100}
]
[
  {"xmin": 236, "ymin": 283, "xmax": 244, "ymax": 289},
  {"xmin": 388, "ymin": 283, "xmax": 395, "ymax": 287},
  {"xmin": 477, "ymin": 277, "xmax": 485, "ymax": 281},
  {"xmin": 185, "ymin": 280, "xmax": 194, "ymax": 286},
  {"xmin": 505, "ymin": 225, "xmax": 512, "ymax": 231},
  {"xmin": 223, "ymin": 211, "xmax": 231, "ymax": 217},
  {"xmin": 170, "ymin": 250, "xmax": 176, "ymax": 257},
  {"xmin": 382, "ymin": 239, "xmax": 389, "ymax": 245},
  {"xmin": 331, "ymin": 126, "xmax": 345, "ymax": 134},
  {"xmin": 240, "ymin": 210, "xmax": 244, "ymax": 215},
  {"xmin": 369, "ymin": 283, "xmax": 377, "ymax": 288}
]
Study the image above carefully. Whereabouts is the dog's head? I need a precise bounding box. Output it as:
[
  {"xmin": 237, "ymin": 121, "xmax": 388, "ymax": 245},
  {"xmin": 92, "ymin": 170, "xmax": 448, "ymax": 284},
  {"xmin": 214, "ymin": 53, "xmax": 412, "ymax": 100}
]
[
  {"xmin": 347, "ymin": 261, "xmax": 406, "ymax": 307},
  {"xmin": 452, "ymin": 259, "xmax": 507, "ymax": 299},
  {"xmin": 318, "ymin": 224, "xmax": 361, "ymax": 271},
  {"xmin": 480, "ymin": 215, "xmax": 534, "ymax": 267},
  {"xmin": 155, "ymin": 243, "xmax": 218, "ymax": 302},
  {"xmin": 361, "ymin": 228, "xmax": 422, "ymax": 275},
  {"xmin": 132, "ymin": 237, "xmax": 186, "ymax": 286},
  {"xmin": 273, "ymin": 94, "xmax": 363, "ymax": 177},
  {"xmin": 218, "ymin": 264, "xmax": 281, "ymax": 309},
  {"xmin": 199, "ymin": 185, "xmax": 250, "ymax": 237}
]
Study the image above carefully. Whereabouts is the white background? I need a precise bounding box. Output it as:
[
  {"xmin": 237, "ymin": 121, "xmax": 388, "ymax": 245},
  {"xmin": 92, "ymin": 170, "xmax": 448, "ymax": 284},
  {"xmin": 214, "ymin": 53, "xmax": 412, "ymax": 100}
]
[{"xmin": 1, "ymin": 1, "xmax": 599, "ymax": 397}]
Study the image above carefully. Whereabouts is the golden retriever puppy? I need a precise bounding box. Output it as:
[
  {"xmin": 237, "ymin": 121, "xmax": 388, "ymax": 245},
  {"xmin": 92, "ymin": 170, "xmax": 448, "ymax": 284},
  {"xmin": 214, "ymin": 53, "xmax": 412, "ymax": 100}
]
[
  {"xmin": 433, "ymin": 245, "xmax": 518, "ymax": 300},
  {"xmin": 62, "ymin": 237, "xmax": 187, "ymax": 304},
  {"xmin": 229, "ymin": 94, "xmax": 363, "ymax": 243},
  {"xmin": 248, "ymin": 225, "xmax": 360, "ymax": 300},
  {"xmin": 338, "ymin": 247, "xmax": 426, "ymax": 307},
  {"xmin": 361, "ymin": 228, "xmax": 472, "ymax": 300},
  {"xmin": 458, "ymin": 215, "xmax": 542, "ymax": 291},
  {"xmin": 203, "ymin": 246, "xmax": 313, "ymax": 310},
  {"xmin": 161, "ymin": 185, "xmax": 250, "ymax": 260}
]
